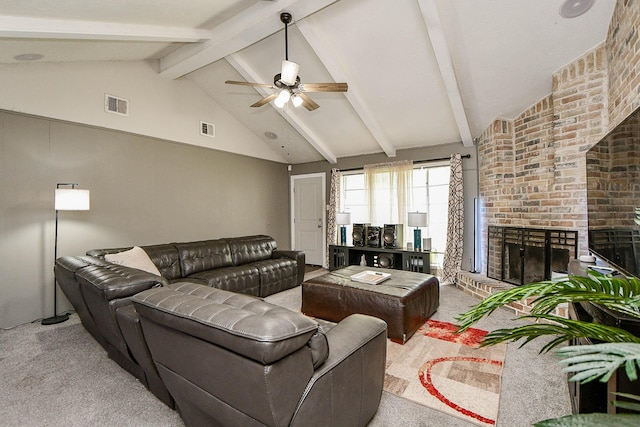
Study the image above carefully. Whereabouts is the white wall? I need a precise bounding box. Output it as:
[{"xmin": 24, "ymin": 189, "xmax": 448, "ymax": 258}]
[{"xmin": 0, "ymin": 60, "xmax": 286, "ymax": 163}]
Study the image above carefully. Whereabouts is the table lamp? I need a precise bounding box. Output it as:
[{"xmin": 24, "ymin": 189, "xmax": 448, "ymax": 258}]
[
  {"xmin": 408, "ymin": 212, "xmax": 427, "ymax": 251},
  {"xmin": 336, "ymin": 212, "xmax": 351, "ymax": 245}
]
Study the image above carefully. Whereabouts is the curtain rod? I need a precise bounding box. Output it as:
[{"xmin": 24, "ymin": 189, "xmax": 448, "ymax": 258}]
[{"xmin": 337, "ymin": 153, "xmax": 471, "ymax": 173}]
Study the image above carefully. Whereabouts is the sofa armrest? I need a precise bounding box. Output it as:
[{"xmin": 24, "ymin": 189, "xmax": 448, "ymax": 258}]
[
  {"xmin": 273, "ymin": 249, "xmax": 306, "ymax": 285},
  {"xmin": 290, "ymin": 314, "xmax": 387, "ymax": 427}
]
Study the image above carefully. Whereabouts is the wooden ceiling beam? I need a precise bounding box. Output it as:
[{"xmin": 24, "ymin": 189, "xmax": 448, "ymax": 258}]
[
  {"xmin": 0, "ymin": 15, "xmax": 209, "ymax": 42},
  {"xmin": 418, "ymin": 0, "xmax": 474, "ymax": 147},
  {"xmin": 159, "ymin": 0, "xmax": 339, "ymax": 80},
  {"xmin": 296, "ymin": 17, "xmax": 397, "ymax": 158}
]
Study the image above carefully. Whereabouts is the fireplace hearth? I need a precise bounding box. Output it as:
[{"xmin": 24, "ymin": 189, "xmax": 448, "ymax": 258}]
[{"xmin": 488, "ymin": 226, "xmax": 578, "ymax": 286}]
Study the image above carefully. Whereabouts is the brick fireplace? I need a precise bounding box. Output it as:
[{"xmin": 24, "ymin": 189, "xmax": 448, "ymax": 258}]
[{"xmin": 456, "ymin": 1, "xmax": 640, "ymax": 308}]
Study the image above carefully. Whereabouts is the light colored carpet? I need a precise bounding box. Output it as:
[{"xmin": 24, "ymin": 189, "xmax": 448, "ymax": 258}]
[
  {"xmin": 0, "ymin": 315, "xmax": 182, "ymax": 426},
  {"xmin": 1, "ymin": 279, "xmax": 572, "ymax": 427}
]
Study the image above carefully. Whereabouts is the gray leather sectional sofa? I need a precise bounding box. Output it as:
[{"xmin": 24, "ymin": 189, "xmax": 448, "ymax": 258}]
[{"xmin": 54, "ymin": 235, "xmax": 387, "ymax": 426}]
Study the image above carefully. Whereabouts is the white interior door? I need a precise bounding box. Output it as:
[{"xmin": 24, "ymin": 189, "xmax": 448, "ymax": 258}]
[{"xmin": 291, "ymin": 173, "xmax": 325, "ymax": 266}]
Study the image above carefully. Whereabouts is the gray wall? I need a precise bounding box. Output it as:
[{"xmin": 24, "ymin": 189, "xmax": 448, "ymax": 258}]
[
  {"xmin": 291, "ymin": 142, "xmax": 479, "ymax": 273},
  {"xmin": 0, "ymin": 111, "xmax": 290, "ymax": 328}
]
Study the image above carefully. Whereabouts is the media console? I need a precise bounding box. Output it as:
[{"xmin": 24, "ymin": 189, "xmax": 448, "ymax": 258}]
[{"xmin": 329, "ymin": 244, "xmax": 431, "ymax": 274}]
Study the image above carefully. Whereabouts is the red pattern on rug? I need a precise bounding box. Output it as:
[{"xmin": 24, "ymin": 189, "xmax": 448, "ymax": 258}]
[
  {"xmin": 422, "ymin": 319, "xmax": 488, "ymax": 348},
  {"xmin": 384, "ymin": 319, "xmax": 505, "ymax": 427},
  {"xmin": 419, "ymin": 356, "xmax": 503, "ymax": 426}
]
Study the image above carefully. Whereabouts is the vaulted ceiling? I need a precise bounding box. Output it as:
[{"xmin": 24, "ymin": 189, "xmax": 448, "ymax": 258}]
[{"xmin": 0, "ymin": 0, "xmax": 616, "ymax": 164}]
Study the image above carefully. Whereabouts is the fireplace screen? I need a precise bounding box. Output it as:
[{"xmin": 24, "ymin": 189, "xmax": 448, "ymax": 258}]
[
  {"xmin": 487, "ymin": 226, "xmax": 578, "ymax": 286},
  {"xmin": 589, "ymin": 229, "xmax": 640, "ymax": 276}
]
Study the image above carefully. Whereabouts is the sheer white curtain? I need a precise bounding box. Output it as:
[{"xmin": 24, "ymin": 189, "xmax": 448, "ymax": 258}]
[
  {"xmin": 442, "ymin": 153, "xmax": 464, "ymax": 284},
  {"xmin": 364, "ymin": 160, "xmax": 413, "ymax": 237}
]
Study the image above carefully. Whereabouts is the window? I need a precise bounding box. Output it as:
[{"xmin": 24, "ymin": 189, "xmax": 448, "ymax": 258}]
[
  {"xmin": 411, "ymin": 164, "xmax": 450, "ymax": 268},
  {"xmin": 340, "ymin": 162, "xmax": 450, "ymax": 263}
]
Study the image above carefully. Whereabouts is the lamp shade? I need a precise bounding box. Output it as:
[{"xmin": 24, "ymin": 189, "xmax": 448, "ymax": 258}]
[
  {"xmin": 274, "ymin": 89, "xmax": 291, "ymax": 108},
  {"xmin": 336, "ymin": 212, "xmax": 351, "ymax": 225},
  {"xmin": 55, "ymin": 189, "xmax": 90, "ymax": 211},
  {"xmin": 408, "ymin": 212, "xmax": 427, "ymax": 227},
  {"xmin": 280, "ymin": 60, "xmax": 300, "ymax": 86},
  {"xmin": 291, "ymin": 94, "xmax": 304, "ymax": 108}
]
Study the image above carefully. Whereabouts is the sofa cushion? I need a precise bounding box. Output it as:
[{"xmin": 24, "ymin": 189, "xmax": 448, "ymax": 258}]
[
  {"xmin": 188, "ymin": 265, "xmax": 260, "ymax": 296},
  {"xmin": 105, "ymin": 246, "xmax": 162, "ymax": 276},
  {"xmin": 141, "ymin": 244, "xmax": 182, "ymax": 280},
  {"xmin": 133, "ymin": 285, "xmax": 318, "ymax": 364},
  {"xmin": 252, "ymin": 258, "xmax": 298, "ymax": 297},
  {"xmin": 225, "ymin": 235, "xmax": 276, "ymax": 265},
  {"xmin": 76, "ymin": 263, "xmax": 163, "ymax": 301},
  {"xmin": 175, "ymin": 240, "xmax": 232, "ymax": 277}
]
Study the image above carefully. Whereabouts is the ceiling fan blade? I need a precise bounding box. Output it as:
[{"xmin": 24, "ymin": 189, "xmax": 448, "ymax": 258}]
[
  {"xmin": 225, "ymin": 80, "xmax": 274, "ymax": 89},
  {"xmin": 299, "ymin": 93, "xmax": 320, "ymax": 111},
  {"xmin": 299, "ymin": 82, "xmax": 348, "ymax": 93},
  {"xmin": 250, "ymin": 93, "xmax": 278, "ymax": 108}
]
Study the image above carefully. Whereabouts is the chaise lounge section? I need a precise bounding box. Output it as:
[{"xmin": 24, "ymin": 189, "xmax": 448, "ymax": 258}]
[{"xmin": 134, "ymin": 283, "xmax": 388, "ymax": 427}]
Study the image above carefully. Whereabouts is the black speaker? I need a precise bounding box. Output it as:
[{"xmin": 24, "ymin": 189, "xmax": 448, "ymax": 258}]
[
  {"xmin": 367, "ymin": 226, "xmax": 381, "ymax": 248},
  {"xmin": 352, "ymin": 223, "xmax": 369, "ymax": 246},
  {"xmin": 374, "ymin": 253, "xmax": 394, "ymax": 268},
  {"xmin": 383, "ymin": 224, "xmax": 403, "ymax": 249}
]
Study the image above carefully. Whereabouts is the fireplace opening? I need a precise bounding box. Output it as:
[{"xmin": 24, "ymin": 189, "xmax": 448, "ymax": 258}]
[{"xmin": 488, "ymin": 226, "xmax": 578, "ymax": 286}]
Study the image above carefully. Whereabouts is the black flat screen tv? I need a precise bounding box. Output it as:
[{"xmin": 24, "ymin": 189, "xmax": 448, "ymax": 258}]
[{"xmin": 586, "ymin": 106, "xmax": 640, "ymax": 279}]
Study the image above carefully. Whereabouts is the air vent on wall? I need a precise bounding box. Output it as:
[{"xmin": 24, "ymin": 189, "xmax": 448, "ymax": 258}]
[
  {"xmin": 105, "ymin": 94, "xmax": 128, "ymax": 116},
  {"xmin": 200, "ymin": 121, "xmax": 215, "ymax": 138}
]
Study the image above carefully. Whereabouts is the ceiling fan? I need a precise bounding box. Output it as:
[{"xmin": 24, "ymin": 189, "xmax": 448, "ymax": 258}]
[{"xmin": 225, "ymin": 12, "xmax": 348, "ymax": 111}]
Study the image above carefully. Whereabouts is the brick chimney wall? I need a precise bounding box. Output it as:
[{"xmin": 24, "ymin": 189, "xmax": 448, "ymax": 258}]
[{"xmin": 477, "ymin": 0, "xmax": 640, "ymax": 275}]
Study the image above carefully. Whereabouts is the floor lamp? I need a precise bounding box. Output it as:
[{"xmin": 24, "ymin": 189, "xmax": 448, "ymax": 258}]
[{"xmin": 42, "ymin": 183, "xmax": 90, "ymax": 325}]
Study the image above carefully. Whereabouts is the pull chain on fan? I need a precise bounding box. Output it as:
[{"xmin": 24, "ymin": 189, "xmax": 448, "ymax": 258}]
[{"xmin": 225, "ymin": 12, "xmax": 348, "ymax": 111}]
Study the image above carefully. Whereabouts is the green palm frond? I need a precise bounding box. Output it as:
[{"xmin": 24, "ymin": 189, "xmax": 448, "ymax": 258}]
[
  {"xmin": 613, "ymin": 393, "xmax": 640, "ymax": 412},
  {"xmin": 456, "ymin": 272, "xmax": 640, "ymax": 332},
  {"xmin": 534, "ymin": 413, "xmax": 640, "ymax": 427},
  {"xmin": 554, "ymin": 343, "xmax": 640, "ymax": 383},
  {"xmin": 479, "ymin": 315, "xmax": 640, "ymax": 352},
  {"xmin": 530, "ymin": 274, "xmax": 640, "ymax": 317}
]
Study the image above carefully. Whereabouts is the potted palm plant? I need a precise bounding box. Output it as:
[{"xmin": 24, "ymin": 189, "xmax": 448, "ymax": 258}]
[{"xmin": 456, "ymin": 270, "xmax": 640, "ymax": 426}]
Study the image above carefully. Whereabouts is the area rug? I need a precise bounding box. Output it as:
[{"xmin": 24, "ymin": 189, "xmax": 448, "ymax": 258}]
[{"xmin": 384, "ymin": 319, "xmax": 507, "ymax": 426}]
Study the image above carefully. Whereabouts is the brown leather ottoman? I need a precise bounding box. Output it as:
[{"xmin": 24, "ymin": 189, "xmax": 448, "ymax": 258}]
[{"xmin": 302, "ymin": 265, "xmax": 439, "ymax": 344}]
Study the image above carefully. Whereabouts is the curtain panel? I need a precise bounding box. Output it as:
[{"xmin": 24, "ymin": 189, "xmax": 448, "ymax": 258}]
[
  {"xmin": 326, "ymin": 168, "xmax": 341, "ymax": 268},
  {"xmin": 442, "ymin": 153, "xmax": 464, "ymax": 284}
]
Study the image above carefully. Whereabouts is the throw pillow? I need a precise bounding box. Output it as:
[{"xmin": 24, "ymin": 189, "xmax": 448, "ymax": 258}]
[{"xmin": 105, "ymin": 246, "xmax": 162, "ymax": 276}]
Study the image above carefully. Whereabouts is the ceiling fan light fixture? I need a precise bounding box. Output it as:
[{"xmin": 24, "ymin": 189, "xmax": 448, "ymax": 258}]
[
  {"xmin": 291, "ymin": 94, "xmax": 304, "ymax": 108},
  {"xmin": 274, "ymin": 90, "xmax": 291, "ymax": 108},
  {"xmin": 280, "ymin": 60, "xmax": 300, "ymax": 86},
  {"xmin": 224, "ymin": 12, "xmax": 347, "ymax": 111}
]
